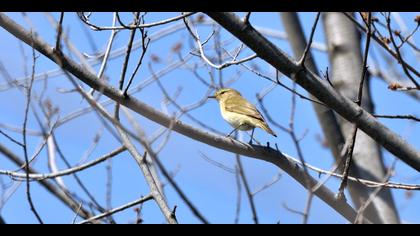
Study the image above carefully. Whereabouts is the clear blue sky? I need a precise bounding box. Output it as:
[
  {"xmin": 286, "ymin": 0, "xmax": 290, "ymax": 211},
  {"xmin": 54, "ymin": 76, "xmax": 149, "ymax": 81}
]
[{"xmin": 0, "ymin": 12, "xmax": 418, "ymax": 224}]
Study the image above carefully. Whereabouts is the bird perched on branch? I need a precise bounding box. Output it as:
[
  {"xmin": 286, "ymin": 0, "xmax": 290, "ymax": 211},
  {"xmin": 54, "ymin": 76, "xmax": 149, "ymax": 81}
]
[{"xmin": 208, "ymin": 88, "xmax": 277, "ymax": 143}]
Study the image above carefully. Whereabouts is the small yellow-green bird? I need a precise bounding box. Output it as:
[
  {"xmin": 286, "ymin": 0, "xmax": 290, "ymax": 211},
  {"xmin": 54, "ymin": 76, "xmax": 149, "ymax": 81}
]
[{"xmin": 208, "ymin": 88, "xmax": 277, "ymax": 142}]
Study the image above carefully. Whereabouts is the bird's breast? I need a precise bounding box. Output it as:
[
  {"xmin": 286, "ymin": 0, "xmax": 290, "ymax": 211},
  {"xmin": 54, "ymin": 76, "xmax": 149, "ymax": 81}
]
[{"xmin": 220, "ymin": 108, "xmax": 253, "ymax": 131}]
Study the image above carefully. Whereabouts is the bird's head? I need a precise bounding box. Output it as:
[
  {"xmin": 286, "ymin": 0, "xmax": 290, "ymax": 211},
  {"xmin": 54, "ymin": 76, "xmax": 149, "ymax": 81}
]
[{"xmin": 208, "ymin": 88, "xmax": 241, "ymax": 102}]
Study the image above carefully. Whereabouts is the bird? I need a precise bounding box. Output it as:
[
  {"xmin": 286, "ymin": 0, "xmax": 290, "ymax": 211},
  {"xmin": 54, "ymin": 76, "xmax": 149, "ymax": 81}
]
[{"xmin": 208, "ymin": 88, "xmax": 277, "ymax": 143}]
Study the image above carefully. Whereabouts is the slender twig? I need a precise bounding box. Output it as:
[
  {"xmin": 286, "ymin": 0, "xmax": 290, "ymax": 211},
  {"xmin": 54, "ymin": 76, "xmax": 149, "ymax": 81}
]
[
  {"xmin": 321, "ymin": 67, "xmax": 335, "ymax": 88},
  {"xmin": 298, "ymin": 12, "xmax": 321, "ymax": 66},
  {"xmin": 124, "ymin": 14, "xmax": 150, "ymax": 96},
  {"xmin": 78, "ymin": 195, "xmax": 154, "ymax": 224},
  {"xmin": 199, "ymin": 152, "xmax": 236, "ymax": 174},
  {"xmin": 90, "ymin": 12, "xmax": 119, "ymax": 95},
  {"xmin": 289, "ymin": 82, "xmax": 313, "ymax": 224},
  {"xmin": 374, "ymin": 114, "xmax": 420, "ymax": 122},
  {"xmin": 236, "ymin": 155, "xmax": 259, "ymax": 224},
  {"xmin": 0, "ymin": 129, "xmax": 24, "ymax": 147},
  {"xmin": 0, "ymin": 146, "xmax": 126, "ymax": 181},
  {"xmin": 55, "ymin": 12, "xmax": 64, "ymax": 52},
  {"xmin": 354, "ymin": 159, "xmax": 398, "ymax": 224},
  {"xmin": 106, "ymin": 159, "xmax": 113, "ymax": 211},
  {"xmin": 118, "ymin": 12, "xmax": 139, "ymax": 94},
  {"xmin": 72, "ymin": 203, "xmax": 83, "ymax": 224},
  {"xmin": 234, "ymin": 163, "xmax": 242, "ymax": 224},
  {"xmin": 337, "ymin": 125, "xmax": 358, "ymax": 200},
  {"xmin": 78, "ymin": 12, "xmax": 196, "ymax": 31},
  {"xmin": 22, "ymin": 35, "xmax": 43, "ymax": 224},
  {"xmin": 283, "ymin": 203, "xmax": 305, "ymax": 217},
  {"xmin": 296, "ymin": 158, "xmax": 420, "ymax": 190},
  {"xmin": 251, "ymin": 173, "xmax": 282, "ymax": 195},
  {"xmin": 337, "ymin": 12, "xmax": 372, "ymax": 200},
  {"xmin": 240, "ymin": 62, "xmax": 326, "ymax": 107}
]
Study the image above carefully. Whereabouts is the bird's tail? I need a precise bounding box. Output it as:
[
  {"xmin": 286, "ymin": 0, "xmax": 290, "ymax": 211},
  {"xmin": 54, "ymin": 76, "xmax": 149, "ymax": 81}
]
[{"xmin": 258, "ymin": 121, "xmax": 277, "ymax": 137}]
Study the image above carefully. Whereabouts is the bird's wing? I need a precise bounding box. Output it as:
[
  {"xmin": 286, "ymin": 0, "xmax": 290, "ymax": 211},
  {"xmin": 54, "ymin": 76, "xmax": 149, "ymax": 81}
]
[{"xmin": 224, "ymin": 96, "xmax": 266, "ymax": 122}]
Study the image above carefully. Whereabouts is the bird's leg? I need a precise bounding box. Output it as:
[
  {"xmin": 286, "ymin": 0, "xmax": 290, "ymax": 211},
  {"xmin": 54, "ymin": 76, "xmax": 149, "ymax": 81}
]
[
  {"xmin": 227, "ymin": 126, "xmax": 240, "ymax": 138},
  {"xmin": 249, "ymin": 128, "xmax": 255, "ymax": 144}
]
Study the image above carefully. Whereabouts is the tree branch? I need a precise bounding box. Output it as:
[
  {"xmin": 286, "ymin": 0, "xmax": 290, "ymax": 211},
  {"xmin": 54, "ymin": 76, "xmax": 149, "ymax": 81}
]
[{"xmin": 78, "ymin": 195, "xmax": 153, "ymax": 224}]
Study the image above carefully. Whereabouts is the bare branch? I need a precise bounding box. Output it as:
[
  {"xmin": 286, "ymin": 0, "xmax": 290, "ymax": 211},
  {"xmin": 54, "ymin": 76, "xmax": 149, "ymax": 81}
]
[
  {"xmin": 22, "ymin": 34, "xmax": 43, "ymax": 223},
  {"xmin": 0, "ymin": 146, "xmax": 126, "ymax": 181},
  {"xmin": 78, "ymin": 195, "xmax": 153, "ymax": 224},
  {"xmin": 54, "ymin": 12, "xmax": 64, "ymax": 52},
  {"xmin": 374, "ymin": 114, "xmax": 420, "ymax": 122},
  {"xmin": 78, "ymin": 12, "xmax": 196, "ymax": 31},
  {"xmin": 298, "ymin": 12, "xmax": 321, "ymax": 66},
  {"xmin": 236, "ymin": 155, "xmax": 259, "ymax": 224}
]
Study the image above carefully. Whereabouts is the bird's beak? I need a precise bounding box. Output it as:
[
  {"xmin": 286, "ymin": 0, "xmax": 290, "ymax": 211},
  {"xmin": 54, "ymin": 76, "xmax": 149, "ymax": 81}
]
[{"xmin": 207, "ymin": 95, "xmax": 216, "ymax": 99}]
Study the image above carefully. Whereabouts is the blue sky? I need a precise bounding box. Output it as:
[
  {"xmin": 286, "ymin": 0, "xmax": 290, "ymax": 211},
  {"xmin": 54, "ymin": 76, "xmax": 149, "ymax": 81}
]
[{"xmin": 0, "ymin": 12, "xmax": 418, "ymax": 224}]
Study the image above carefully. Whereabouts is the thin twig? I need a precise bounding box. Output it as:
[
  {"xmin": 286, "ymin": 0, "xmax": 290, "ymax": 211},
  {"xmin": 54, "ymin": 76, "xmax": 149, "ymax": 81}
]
[
  {"xmin": 236, "ymin": 155, "xmax": 259, "ymax": 224},
  {"xmin": 124, "ymin": 14, "xmax": 150, "ymax": 96},
  {"xmin": 78, "ymin": 12, "xmax": 196, "ymax": 31},
  {"xmin": 234, "ymin": 164, "xmax": 242, "ymax": 224},
  {"xmin": 0, "ymin": 146, "xmax": 126, "ymax": 181},
  {"xmin": 90, "ymin": 12, "xmax": 119, "ymax": 95},
  {"xmin": 240, "ymin": 63, "xmax": 326, "ymax": 107},
  {"xmin": 374, "ymin": 114, "xmax": 420, "ymax": 122},
  {"xmin": 354, "ymin": 159, "xmax": 398, "ymax": 224},
  {"xmin": 298, "ymin": 12, "xmax": 321, "ymax": 66},
  {"xmin": 337, "ymin": 12, "xmax": 372, "ymax": 200},
  {"xmin": 288, "ymin": 82, "xmax": 313, "ymax": 224},
  {"xmin": 22, "ymin": 35, "xmax": 43, "ymax": 224},
  {"xmin": 72, "ymin": 203, "xmax": 83, "ymax": 224},
  {"xmin": 0, "ymin": 129, "xmax": 24, "ymax": 147},
  {"xmin": 295, "ymin": 158, "xmax": 420, "ymax": 190},
  {"xmin": 118, "ymin": 12, "xmax": 140, "ymax": 93},
  {"xmin": 199, "ymin": 152, "xmax": 236, "ymax": 174},
  {"xmin": 55, "ymin": 12, "xmax": 64, "ymax": 52},
  {"xmin": 78, "ymin": 195, "xmax": 154, "ymax": 224}
]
